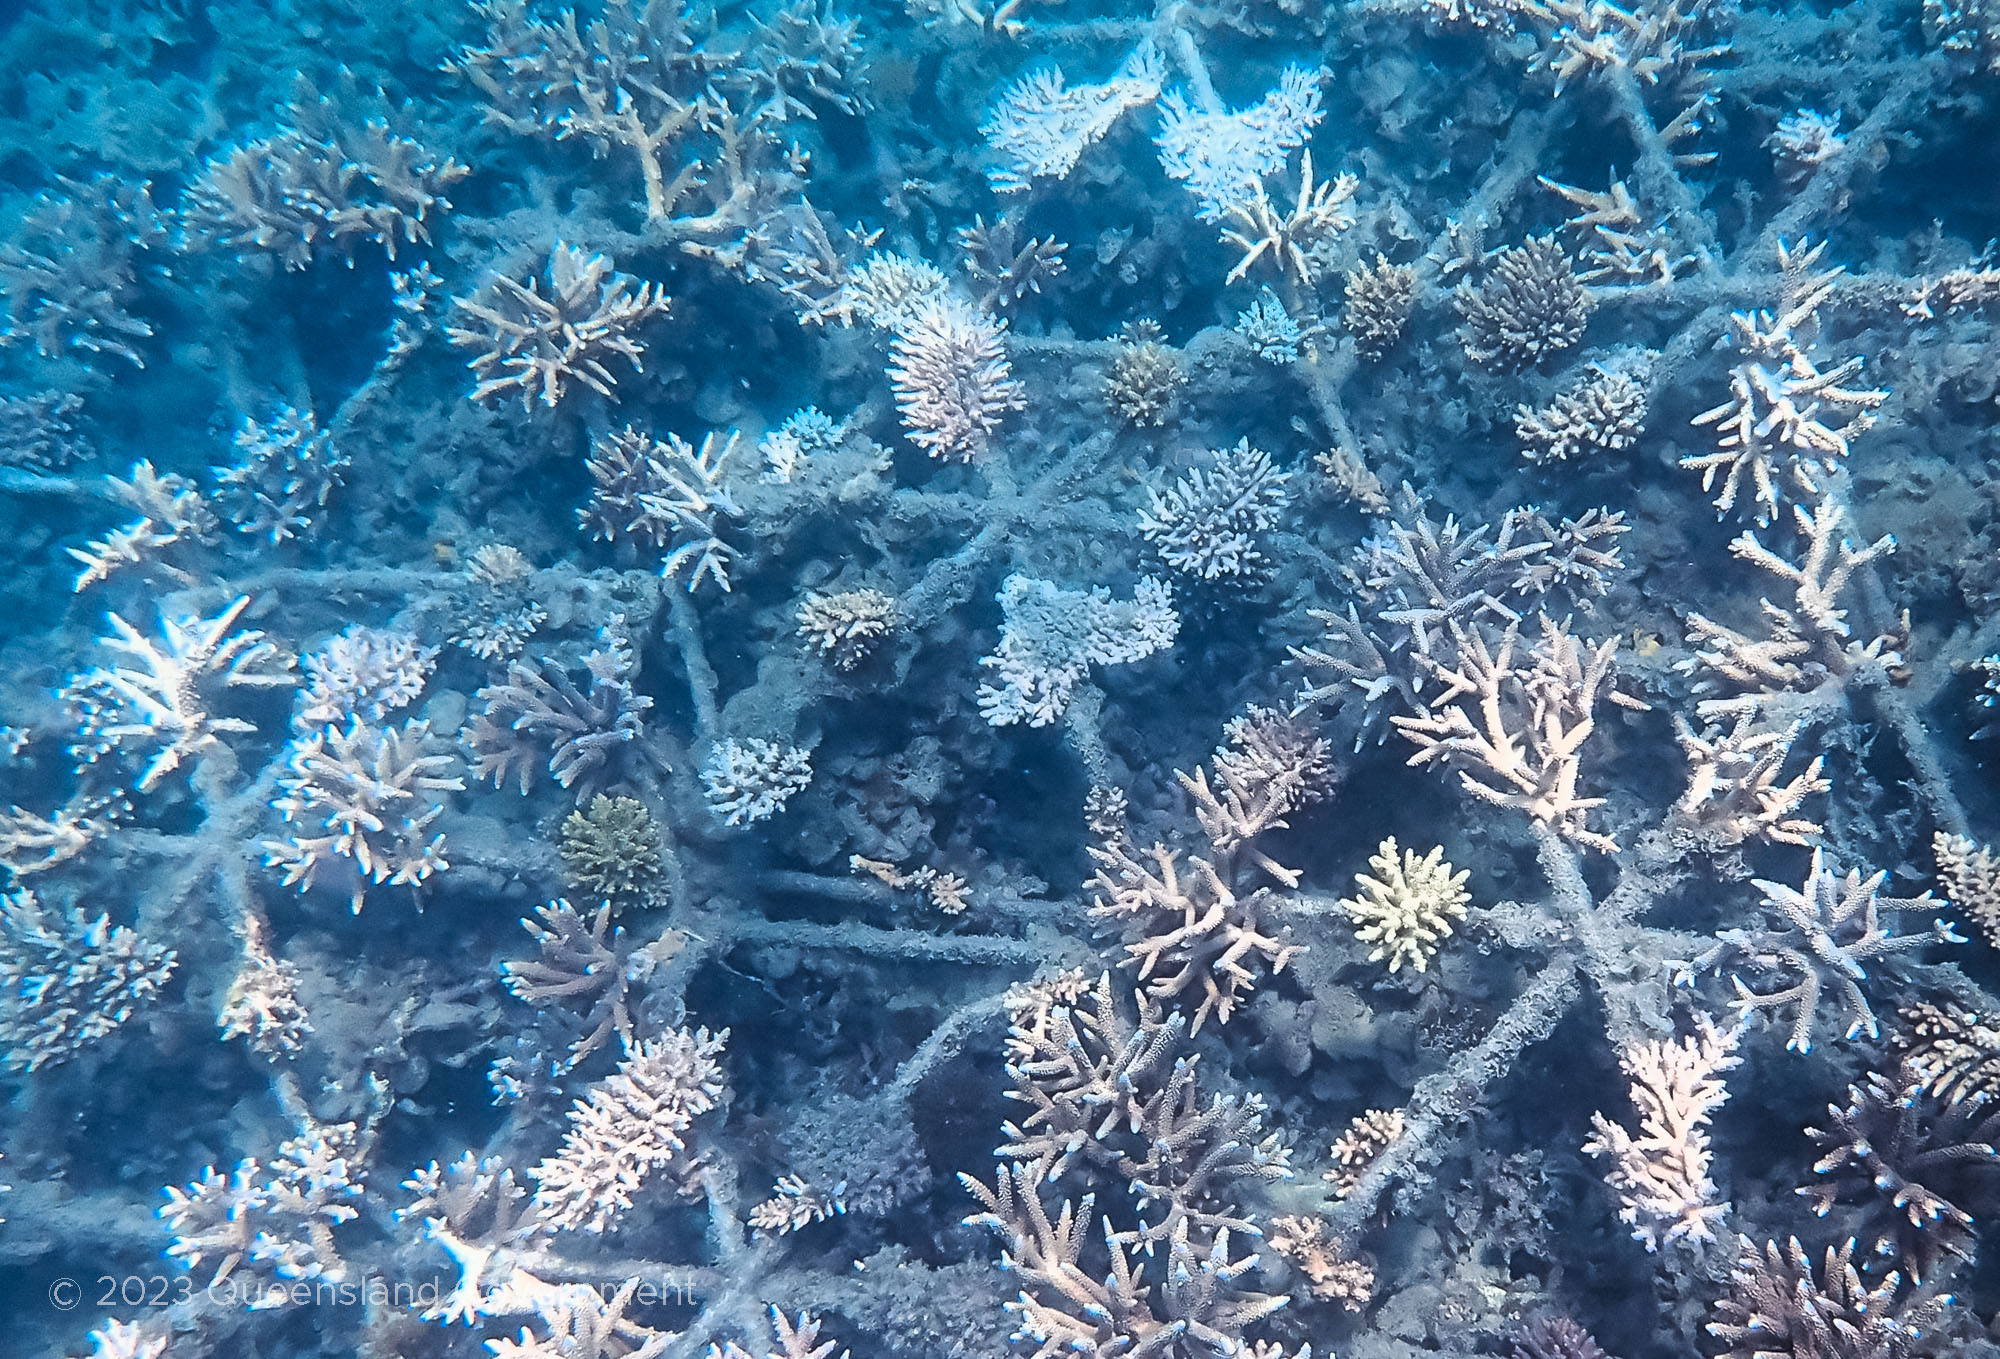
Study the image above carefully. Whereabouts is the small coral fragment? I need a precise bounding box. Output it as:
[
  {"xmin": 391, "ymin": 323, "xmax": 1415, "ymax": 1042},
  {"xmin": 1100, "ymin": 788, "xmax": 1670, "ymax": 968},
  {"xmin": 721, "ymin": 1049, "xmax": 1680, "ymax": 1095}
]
[
  {"xmin": 1455, "ymin": 235, "xmax": 1594, "ymax": 371},
  {"xmin": 1342, "ymin": 253, "xmax": 1417, "ymax": 359},
  {"xmin": 702, "ymin": 739, "xmax": 814, "ymax": 825},
  {"xmin": 559, "ymin": 795, "xmax": 666, "ymax": 905},
  {"xmin": 887, "ymin": 298, "xmax": 1024, "ymax": 463},
  {"xmin": 449, "ymin": 243, "xmax": 670, "ymax": 410},
  {"xmin": 1338, "ymin": 838, "xmax": 1469, "ymax": 973},
  {"xmin": 796, "ymin": 587, "xmax": 897, "ymax": 670},
  {"xmin": 0, "ymin": 890, "xmax": 177, "ymax": 1071}
]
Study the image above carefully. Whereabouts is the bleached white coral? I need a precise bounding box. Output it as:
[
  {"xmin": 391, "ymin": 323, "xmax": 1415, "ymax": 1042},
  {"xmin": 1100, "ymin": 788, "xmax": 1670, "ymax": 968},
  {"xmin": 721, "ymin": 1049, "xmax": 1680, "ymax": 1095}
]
[
  {"xmin": 160, "ymin": 1124, "xmax": 365, "ymax": 1296},
  {"xmin": 982, "ymin": 41, "xmax": 1166, "ymax": 193},
  {"xmin": 448, "ymin": 243, "xmax": 670, "ymax": 410},
  {"xmin": 530, "ymin": 1027, "xmax": 729, "ymax": 1233},
  {"xmin": 760, "ymin": 407, "xmax": 846, "ymax": 483},
  {"xmin": 887, "ymin": 298, "xmax": 1024, "ymax": 463},
  {"xmin": 266, "ymin": 719, "xmax": 464, "ymax": 913},
  {"xmin": 1582, "ymin": 1016, "xmax": 1741, "ymax": 1251},
  {"xmin": 1155, "ymin": 66, "xmax": 1327, "ymax": 220},
  {"xmin": 218, "ymin": 912, "xmax": 311, "ymax": 1058},
  {"xmin": 297, "ymin": 626, "xmax": 438, "ymax": 729},
  {"xmin": 68, "ymin": 460, "xmax": 219, "ymax": 592},
  {"xmin": 1234, "ymin": 290, "xmax": 1305, "ymax": 363},
  {"xmin": 708, "ymin": 1308, "xmax": 850, "ymax": 1358},
  {"xmin": 212, "ymin": 407, "xmax": 348, "ymax": 544},
  {"xmin": 1138, "ymin": 439, "xmax": 1293, "ymax": 584},
  {"xmin": 1767, "ymin": 109, "xmax": 1844, "ymax": 185},
  {"xmin": 1685, "ymin": 241, "xmax": 1884, "ymax": 524},
  {"xmin": 1337, "ymin": 837, "xmax": 1470, "ymax": 973},
  {"xmin": 820, "ymin": 252, "xmax": 949, "ymax": 330},
  {"xmin": 82, "ymin": 1321, "xmax": 168, "ymax": 1359},
  {"xmin": 702, "ymin": 739, "xmax": 814, "ymax": 825},
  {"xmin": 977, "ymin": 574, "xmax": 1179, "ymax": 727},
  {"xmin": 82, "ymin": 595, "xmax": 296, "ymax": 793},
  {"xmin": 0, "ymin": 890, "xmax": 176, "ymax": 1071}
]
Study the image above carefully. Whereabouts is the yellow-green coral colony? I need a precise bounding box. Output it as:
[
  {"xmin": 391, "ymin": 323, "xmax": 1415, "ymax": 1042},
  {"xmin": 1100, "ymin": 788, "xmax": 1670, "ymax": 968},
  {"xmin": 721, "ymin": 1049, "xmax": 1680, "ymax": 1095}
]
[
  {"xmin": 1338, "ymin": 838, "xmax": 1470, "ymax": 973},
  {"xmin": 558, "ymin": 794, "xmax": 666, "ymax": 905}
]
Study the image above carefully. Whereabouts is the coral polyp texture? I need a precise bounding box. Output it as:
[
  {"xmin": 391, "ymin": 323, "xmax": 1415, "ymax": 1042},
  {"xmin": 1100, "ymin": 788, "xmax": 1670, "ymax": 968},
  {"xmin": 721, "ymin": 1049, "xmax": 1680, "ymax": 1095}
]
[{"xmin": 9, "ymin": 0, "xmax": 2000, "ymax": 1355}]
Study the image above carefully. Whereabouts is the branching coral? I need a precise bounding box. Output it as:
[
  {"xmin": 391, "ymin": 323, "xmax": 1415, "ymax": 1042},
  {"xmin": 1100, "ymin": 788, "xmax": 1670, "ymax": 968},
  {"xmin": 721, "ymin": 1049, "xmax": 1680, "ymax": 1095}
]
[
  {"xmin": 212, "ymin": 407, "xmax": 348, "ymax": 544},
  {"xmin": 959, "ymin": 216, "xmax": 1067, "ymax": 311},
  {"xmin": 1895, "ymin": 1003, "xmax": 2000, "ymax": 1107},
  {"xmin": 964, "ymin": 978, "xmax": 1293, "ymax": 1355},
  {"xmin": 468, "ymin": 628, "xmax": 654, "ymax": 795},
  {"xmin": 887, "ymin": 298, "xmax": 1025, "ymax": 463},
  {"xmin": 1220, "ymin": 149, "xmax": 1358, "ymax": 286},
  {"xmin": 0, "ymin": 175, "xmax": 163, "ymax": 373},
  {"xmin": 266, "ymin": 719, "xmax": 465, "ymax": 913},
  {"xmin": 580, "ymin": 426, "xmax": 742, "ymax": 591},
  {"xmin": 80, "ymin": 596, "xmax": 296, "ymax": 793},
  {"xmin": 1155, "ymin": 65, "xmax": 1326, "ymax": 220},
  {"xmin": 297, "ymin": 626, "xmax": 437, "ymax": 729},
  {"xmin": 454, "ymin": 0, "xmax": 843, "ymax": 236},
  {"xmin": 1582, "ymin": 1015, "xmax": 1740, "ymax": 1251},
  {"xmin": 1680, "ymin": 500, "xmax": 1901, "ymax": 718},
  {"xmin": 160, "ymin": 1123, "xmax": 366, "ymax": 1295},
  {"xmin": 1516, "ymin": 352, "xmax": 1650, "ymax": 464},
  {"xmin": 1394, "ymin": 617, "xmax": 1644, "ymax": 852},
  {"xmin": 976, "ymin": 574, "xmax": 1178, "ymax": 727},
  {"xmin": 981, "ymin": 41, "xmax": 1165, "ymax": 192},
  {"xmin": 709, "ymin": 1308, "xmax": 849, "ymax": 1359},
  {"xmin": 1292, "ymin": 487, "xmax": 1629, "ymax": 744},
  {"xmin": 1682, "ymin": 850, "xmax": 1961, "ymax": 1053},
  {"xmin": 1542, "ymin": 176, "xmax": 1698, "ymax": 286},
  {"xmin": 1685, "ymin": 241, "xmax": 1884, "ymax": 523},
  {"xmin": 1323, "ymin": 1107, "xmax": 1406, "ymax": 1198},
  {"xmin": 449, "ymin": 243, "xmax": 670, "ymax": 410},
  {"xmin": 796, "ymin": 587, "xmax": 897, "ymax": 670},
  {"xmin": 1343, "ymin": 254, "xmax": 1417, "ymax": 360},
  {"xmin": 1138, "ymin": 439, "xmax": 1293, "ymax": 585},
  {"xmin": 1517, "ymin": 0, "xmax": 1733, "ymax": 93},
  {"xmin": 504, "ymin": 899, "xmax": 640, "ymax": 1067},
  {"xmin": 1803, "ymin": 1068, "xmax": 2000, "ymax": 1281},
  {"xmin": 69, "ymin": 461, "xmax": 218, "ymax": 592},
  {"xmin": 183, "ymin": 81, "xmax": 468, "ymax": 268},
  {"xmin": 1338, "ymin": 838, "xmax": 1471, "ymax": 973},
  {"xmin": 0, "ymin": 891, "xmax": 177, "ymax": 1072},
  {"xmin": 1268, "ymin": 1213, "xmax": 1374, "ymax": 1308},
  {"xmin": 1235, "ymin": 289, "xmax": 1308, "ymax": 363},
  {"xmin": 1932, "ymin": 831, "xmax": 2000, "ymax": 948},
  {"xmin": 702, "ymin": 739, "xmax": 814, "ymax": 825},
  {"xmin": 759, "ymin": 407, "xmax": 846, "ymax": 483},
  {"xmin": 1708, "ymin": 1236, "xmax": 1946, "ymax": 1359},
  {"xmin": 530, "ymin": 1026, "xmax": 728, "ymax": 1233},
  {"xmin": 1087, "ymin": 726, "xmax": 1311, "ymax": 1031},
  {"xmin": 1455, "ymin": 236, "xmax": 1595, "ymax": 370},
  {"xmin": 1102, "ymin": 321, "xmax": 1186, "ymax": 426},
  {"xmin": 219, "ymin": 911, "xmax": 311, "ymax": 1059},
  {"xmin": 1672, "ymin": 713, "xmax": 1828, "ymax": 847}
]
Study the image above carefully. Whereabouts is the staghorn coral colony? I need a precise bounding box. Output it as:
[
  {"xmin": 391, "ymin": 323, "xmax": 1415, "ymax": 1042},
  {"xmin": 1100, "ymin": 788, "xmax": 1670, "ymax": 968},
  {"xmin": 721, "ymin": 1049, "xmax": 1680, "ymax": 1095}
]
[{"xmin": 12, "ymin": 0, "xmax": 2000, "ymax": 1357}]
